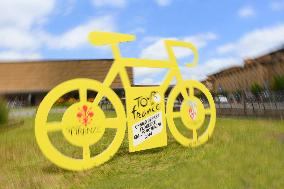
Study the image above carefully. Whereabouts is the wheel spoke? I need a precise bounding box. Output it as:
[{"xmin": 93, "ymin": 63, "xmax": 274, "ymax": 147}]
[
  {"xmin": 173, "ymin": 112, "xmax": 181, "ymax": 118},
  {"xmin": 204, "ymin": 108, "xmax": 211, "ymax": 115},
  {"xmin": 92, "ymin": 90, "xmax": 104, "ymax": 106},
  {"xmin": 192, "ymin": 129, "xmax": 198, "ymax": 142},
  {"xmin": 104, "ymin": 117, "xmax": 121, "ymax": 128},
  {"xmin": 83, "ymin": 145, "xmax": 91, "ymax": 160},
  {"xmin": 79, "ymin": 88, "xmax": 87, "ymax": 102},
  {"xmin": 46, "ymin": 122, "xmax": 63, "ymax": 132},
  {"xmin": 189, "ymin": 86, "xmax": 194, "ymax": 97},
  {"xmin": 181, "ymin": 88, "xmax": 189, "ymax": 100}
]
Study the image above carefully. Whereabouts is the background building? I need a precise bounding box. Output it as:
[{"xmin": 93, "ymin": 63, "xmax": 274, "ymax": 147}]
[
  {"xmin": 205, "ymin": 47, "xmax": 284, "ymax": 94},
  {"xmin": 0, "ymin": 59, "xmax": 133, "ymax": 106}
]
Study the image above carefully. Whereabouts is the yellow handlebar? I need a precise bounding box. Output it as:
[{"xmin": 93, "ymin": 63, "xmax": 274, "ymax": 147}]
[{"xmin": 164, "ymin": 40, "xmax": 199, "ymax": 68}]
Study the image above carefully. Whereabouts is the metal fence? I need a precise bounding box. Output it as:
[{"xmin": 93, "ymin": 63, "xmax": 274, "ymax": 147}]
[
  {"xmin": 213, "ymin": 90, "xmax": 284, "ymax": 118},
  {"xmin": 5, "ymin": 89, "xmax": 284, "ymax": 118},
  {"xmin": 215, "ymin": 91, "xmax": 284, "ymax": 109}
]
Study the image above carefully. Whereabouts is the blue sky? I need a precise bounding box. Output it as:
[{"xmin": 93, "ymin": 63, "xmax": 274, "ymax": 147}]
[{"xmin": 0, "ymin": 0, "xmax": 284, "ymax": 84}]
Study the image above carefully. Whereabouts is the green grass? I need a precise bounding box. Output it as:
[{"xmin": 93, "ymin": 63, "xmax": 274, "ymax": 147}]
[{"xmin": 0, "ymin": 114, "xmax": 284, "ymax": 189}]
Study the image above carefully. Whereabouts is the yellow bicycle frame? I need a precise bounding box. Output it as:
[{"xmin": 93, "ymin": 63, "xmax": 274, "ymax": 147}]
[
  {"xmin": 90, "ymin": 37, "xmax": 199, "ymax": 106},
  {"xmin": 89, "ymin": 32, "xmax": 200, "ymax": 152}
]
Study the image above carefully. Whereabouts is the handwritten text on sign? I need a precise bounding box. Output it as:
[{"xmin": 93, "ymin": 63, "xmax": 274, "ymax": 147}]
[{"xmin": 132, "ymin": 111, "xmax": 163, "ymax": 146}]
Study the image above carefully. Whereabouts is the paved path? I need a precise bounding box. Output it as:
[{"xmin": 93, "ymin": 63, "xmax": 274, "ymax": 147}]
[{"xmin": 9, "ymin": 107, "xmax": 67, "ymax": 118}]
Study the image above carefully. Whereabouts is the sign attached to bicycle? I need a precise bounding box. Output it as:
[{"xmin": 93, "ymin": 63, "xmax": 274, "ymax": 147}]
[{"xmin": 126, "ymin": 87, "xmax": 167, "ymax": 152}]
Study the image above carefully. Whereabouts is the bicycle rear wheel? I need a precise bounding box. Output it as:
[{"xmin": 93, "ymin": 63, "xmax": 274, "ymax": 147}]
[{"xmin": 35, "ymin": 78, "xmax": 126, "ymax": 171}]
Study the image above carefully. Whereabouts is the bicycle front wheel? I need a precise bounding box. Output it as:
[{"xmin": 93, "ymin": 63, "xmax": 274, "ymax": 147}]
[{"xmin": 166, "ymin": 80, "xmax": 216, "ymax": 147}]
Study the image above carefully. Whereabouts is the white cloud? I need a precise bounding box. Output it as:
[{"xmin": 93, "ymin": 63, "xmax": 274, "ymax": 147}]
[
  {"xmin": 0, "ymin": 0, "xmax": 55, "ymax": 60},
  {"xmin": 135, "ymin": 67, "xmax": 167, "ymax": 78},
  {"xmin": 162, "ymin": 24, "xmax": 284, "ymax": 82},
  {"xmin": 61, "ymin": 0, "xmax": 76, "ymax": 16},
  {"xmin": 192, "ymin": 23, "xmax": 284, "ymax": 81},
  {"xmin": 0, "ymin": 0, "xmax": 55, "ymax": 29},
  {"xmin": 180, "ymin": 57, "xmax": 242, "ymax": 81},
  {"xmin": 0, "ymin": 14, "xmax": 115, "ymax": 60},
  {"xmin": 91, "ymin": 0, "xmax": 126, "ymax": 7},
  {"xmin": 155, "ymin": 0, "xmax": 172, "ymax": 6},
  {"xmin": 140, "ymin": 32, "xmax": 217, "ymax": 59},
  {"xmin": 140, "ymin": 38, "xmax": 174, "ymax": 59},
  {"xmin": 134, "ymin": 57, "xmax": 242, "ymax": 84},
  {"xmin": 91, "ymin": 0, "xmax": 172, "ymax": 8},
  {"xmin": 129, "ymin": 27, "xmax": 146, "ymax": 35},
  {"xmin": 135, "ymin": 32, "xmax": 217, "ymax": 84},
  {"xmin": 134, "ymin": 67, "xmax": 167, "ymax": 85},
  {"xmin": 44, "ymin": 15, "xmax": 115, "ymax": 49},
  {"xmin": 238, "ymin": 6, "xmax": 255, "ymax": 18},
  {"xmin": 0, "ymin": 0, "xmax": 116, "ymax": 61},
  {"xmin": 0, "ymin": 28, "xmax": 40, "ymax": 50},
  {"xmin": 216, "ymin": 43, "xmax": 235, "ymax": 54},
  {"xmin": 217, "ymin": 24, "xmax": 284, "ymax": 58},
  {"xmin": 0, "ymin": 51, "xmax": 41, "ymax": 61},
  {"xmin": 270, "ymin": 0, "xmax": 284, "ymax": 11},
  {"xmin": 140, "ymin": 78, "xmax": 154, "ymax": 85}
]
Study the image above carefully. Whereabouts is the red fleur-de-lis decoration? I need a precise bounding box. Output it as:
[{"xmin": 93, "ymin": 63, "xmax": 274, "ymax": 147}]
[
  {"xmin": 188, "ymin": 105, "xmax": 197, "ymax": 120},
  {"xmin": 77, "ymin": 105, "xmax": 94, "ymax": 126}
]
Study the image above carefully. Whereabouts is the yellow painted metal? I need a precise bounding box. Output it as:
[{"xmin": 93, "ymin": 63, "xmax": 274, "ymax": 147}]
[
  {"xmin": 166, "ymin": 80, "xmax": 216, "ymax": 147},
  {"xmin": 35, "ymin": 31, "xmax": 216, "ymax": 171},
  {"xmin": 35, "ymin": 79, "xmax": 126, "ymax": 171},
  {"xmin": 88, "ymin": 31, "xmax": 135, "ymax": 45}
]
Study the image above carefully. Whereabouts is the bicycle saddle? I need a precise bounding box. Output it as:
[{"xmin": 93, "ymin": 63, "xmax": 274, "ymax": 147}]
[{"xmin": 89, "ymin": 31, "xmax": 136, "ymax": 45}]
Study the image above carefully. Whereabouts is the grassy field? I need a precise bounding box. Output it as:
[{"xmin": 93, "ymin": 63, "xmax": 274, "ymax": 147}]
[{"xmin": 0, "ymin": 114, "xmax": 283, "ymax": 189}]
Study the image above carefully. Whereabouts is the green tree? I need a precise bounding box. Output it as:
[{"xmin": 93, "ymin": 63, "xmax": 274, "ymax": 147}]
[
  {"xmin": 195, "ymin": 91, "xmax": 203, "ymax": 99},
  {"xmin": 233, "ymin": 89, "xmax": 242, "ymax": 102},
  {"xmin": 250, "ymin": 83, "xmax": 263, "ymax": 96},
  {"xmin": 217, "ymin": 90, "xmax": 228, "ymax": 97},
  {"xmin": 0, "ymin": 98, "xmax": 9, "ymax": 125},
  {"xmin": 233, "ymin": 89, "xmax": 242, "ymax": 96},
  {"xmin": 272, "ymin": 76, "xmax": 284, "ymax": 91}
]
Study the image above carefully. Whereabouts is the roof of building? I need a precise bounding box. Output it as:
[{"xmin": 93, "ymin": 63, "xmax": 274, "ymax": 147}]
[
  {"xmin": 207, "ymin": 47, "xmax": 284, "ymax": 79},
  {"xmin": 0, "ymin": 59, "xmax": 133, "ymax": 94},
  {"xmin": 244, "ymin": 47, "xmax": 284, "ymax": 67}
]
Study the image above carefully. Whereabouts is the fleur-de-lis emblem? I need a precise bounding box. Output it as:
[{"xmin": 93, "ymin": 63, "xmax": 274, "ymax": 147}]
[{"xmin": 76, "ymin": 105, "xmax": 94, "ymax": 126}]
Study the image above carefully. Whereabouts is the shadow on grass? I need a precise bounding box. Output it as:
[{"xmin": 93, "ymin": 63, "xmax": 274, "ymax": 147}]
[
  {"xmin": 42, "ymin": 164, "xmax": 70, "ymax": 174},
  {"xmin": 0, "ymin": 119, "xmax": 24, "ymax": 132},
  {"xmin": 131, "ymin": 147, "xmax": 165, "ymax": 156},
  {"xmin": 267, "ymin": 132, "xmax": 284, "ymax": 142}
]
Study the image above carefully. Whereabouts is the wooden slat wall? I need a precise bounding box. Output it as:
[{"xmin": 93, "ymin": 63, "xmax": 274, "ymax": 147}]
[
  {"xmin": 208, "ymin": 48, "xmax": 284, "ymax": 93},
  {"xmin": 0, "ymin": 59, "xmax": 133, "ymax": 94}
]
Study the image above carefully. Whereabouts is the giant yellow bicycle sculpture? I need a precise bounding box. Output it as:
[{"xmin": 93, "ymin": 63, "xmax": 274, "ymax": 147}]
[{"xmin": 35, "ymin": 32, "xmax": 216, "ymax": 171}]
